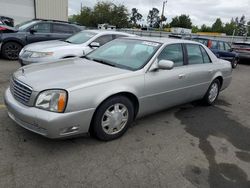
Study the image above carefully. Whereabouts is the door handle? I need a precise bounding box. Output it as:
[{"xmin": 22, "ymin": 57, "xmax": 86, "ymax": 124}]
[{"xmin": 178, "ymin": 74, "xmax": 186, "ymax": 79}]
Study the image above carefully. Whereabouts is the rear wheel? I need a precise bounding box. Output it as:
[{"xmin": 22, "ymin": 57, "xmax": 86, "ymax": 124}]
[
  {"xmin": 231, "ymin": 58, "xmax": 238, "ymax": 69},
  {"xmin": 2, "ymin": 42, "xmax": 22, "ymax": 60},
  {"xmin": 203, "ymin": 79, "xmax": 220, "ymax": 105},
  {"xmin": 91, "ymin": 96, "xmax": 134, "ymax": 141}
]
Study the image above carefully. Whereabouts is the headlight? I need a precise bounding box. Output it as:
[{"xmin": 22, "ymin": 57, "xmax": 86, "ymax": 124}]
[
  {"xmin": 35, "ymin": 90, "xmax": 67, "ymax": 113},
  {"xmin": 30, "ymin": 51, "xmax": 53, "ymax": 58},
  {"xmin": 19, "ymin": 48, "xmax": 25, "ymax": 56}
]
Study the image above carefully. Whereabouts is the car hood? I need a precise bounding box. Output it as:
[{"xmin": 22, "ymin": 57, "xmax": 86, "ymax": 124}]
[
  {"xmin": 13, "ymin": 58, "xmax": 130, "ymax": 91},
  {"xmin": 24, "ymin": 40, "xmax": 79, "ymax": 52}
]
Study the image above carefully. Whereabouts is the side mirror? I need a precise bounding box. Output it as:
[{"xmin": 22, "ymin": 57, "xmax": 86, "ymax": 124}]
[
  {"xmin": 158, "ymin": 60, "xmax": 174, "ymax": 70},
  {"xmin": 30, "ymin": 28, "xmax": 37, "ymax": 34},
  {"xmin": 89, "ymin": 42, "xmax": 100, "ymax": 48}
]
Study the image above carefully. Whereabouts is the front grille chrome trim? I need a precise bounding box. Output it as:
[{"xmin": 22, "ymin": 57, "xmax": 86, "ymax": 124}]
[{"xmin": 10, "ymin": 78, "xmax": 33, "ymax": 105}]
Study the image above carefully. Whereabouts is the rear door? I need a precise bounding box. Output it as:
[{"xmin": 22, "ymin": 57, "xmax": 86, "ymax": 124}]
[
  {"xmin": 183, "ymin": 44, "xmax": 214, "ymax": 100},
  {"xmin": 26, "ymin": 22, "xmax": 52, "ymax": 43}
]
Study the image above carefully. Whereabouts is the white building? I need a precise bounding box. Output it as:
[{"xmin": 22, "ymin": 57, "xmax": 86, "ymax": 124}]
[{"xmin": 0, "ymin": 0, "xmax": 68, "ymax": 25}]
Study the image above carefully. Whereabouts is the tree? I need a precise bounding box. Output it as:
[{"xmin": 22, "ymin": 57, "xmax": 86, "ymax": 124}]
[
  {"xmin": 238, "ymin": 15, "xmax": 247, "ymax": 36},
  {"xmin": 192, "ymin": 25, "xmax": 199, "ymax": 33},
  {"xmin": 69, "ymin": 1, "xmax": 130, "ymax": 28},
  {"xmin": 130, "ymin": 8, "xmax": 142, "ymax": 27},
  {"xmin": 200, "ymin": 24, "xmax": 211, "ymax": 32},
  {"xmin": 147, "ymin": 8, "xmax": 160, "ymax": 28},
  {"xmin": 212, "ymin": 18, "xmax": 223, "ymax": 32},
  {"xmin": 170, "ymin": 14, "xmax": 192, "ymax": 29},
  {"xmin": 223, "ymin": 18, "xmax": 237, "ymax": 35}
]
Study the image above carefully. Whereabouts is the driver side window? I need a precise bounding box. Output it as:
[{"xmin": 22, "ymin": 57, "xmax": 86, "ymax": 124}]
[{"xmin": 158, "ymin": 44, "xmax": 184, "ymax": 67}]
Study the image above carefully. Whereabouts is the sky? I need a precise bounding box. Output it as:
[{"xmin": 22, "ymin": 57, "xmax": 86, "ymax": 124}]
[{"xmin": 68, "ymin": 0, "xmax": 250, "ymax": 27}]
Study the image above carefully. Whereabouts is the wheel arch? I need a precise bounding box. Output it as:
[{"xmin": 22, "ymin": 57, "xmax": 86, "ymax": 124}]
[{"xmin": 89, "ymin": 91, "xmax": 140, "ymax": 132}]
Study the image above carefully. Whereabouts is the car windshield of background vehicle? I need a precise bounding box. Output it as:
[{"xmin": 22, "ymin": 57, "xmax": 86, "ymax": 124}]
[
  {"xmin": 86, "ymin": 39, "xmax": 161, "ymax": 71},
  {"xmin": 65, "ymin": 31, "xmax": 97, "ymax": 44}
]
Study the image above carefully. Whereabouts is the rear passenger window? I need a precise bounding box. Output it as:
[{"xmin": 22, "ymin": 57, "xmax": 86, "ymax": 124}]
[
  {"xmin": 218, "ymin": 42, "xmax": 224, "ymax": 51},
  {"xmin": 94, "ymin": 35, "xmax": 113, "ymax": 46},
  {"xmin": 53, "ymin": 24, "xmax": 74, "ymax": 34},
  {"xmin": 158, "ymin": 44, "xmax": 184, "ymax": 67},
  {"xmin": 186, "ymin": 44, "xmax": 203, "ymax": 65},
  {"xmin": 200, "ymin": 46, "xmax": 211, "ymax": 63}
]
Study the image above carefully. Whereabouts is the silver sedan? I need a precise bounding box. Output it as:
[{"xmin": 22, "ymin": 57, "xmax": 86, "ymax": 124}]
[
  {"xmin": 18, "ymin": 30, "xmax": 134, "ymax": 66},
  {"xmin": 4, "ymin": 37, "xmax": 232, "ymax": 141}
]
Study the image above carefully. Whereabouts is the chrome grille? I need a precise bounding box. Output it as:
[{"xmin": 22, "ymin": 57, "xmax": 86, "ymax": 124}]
[{"xmin": 11, "ymin": 78, "xmax": 32, "ymax": 105}]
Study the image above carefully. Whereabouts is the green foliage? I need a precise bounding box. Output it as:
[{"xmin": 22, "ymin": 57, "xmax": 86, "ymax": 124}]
[
  {"xmin": 170, "ymin": 15, "xmax": 192, "ymax": 29},
  {"xmin": 212, "ymin": 18, "xmax": 223, "ymax": 32},
  {"xmin": 70, "ymin": 1, "xmax": 129, "ymax": 28},
  {"xmin": 130, "ymin": 8, "xmax": 143, "ymax": 27},
  {"xmin": 147, "ymin": 8, "xmax": 160, "ymax": 28},
  {"xmin": 192, "ymin": 25, "xmax": 199, "ymax": 33}
]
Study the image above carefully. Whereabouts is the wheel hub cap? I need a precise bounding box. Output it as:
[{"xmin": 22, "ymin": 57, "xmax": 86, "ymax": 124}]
[
  {"xmin": 208, "ymin": 83, "xmax": 219, "ymax": 102},
  {"xmin": 101, "ymin": 103, "xmax": 128, "ymax": 135}
]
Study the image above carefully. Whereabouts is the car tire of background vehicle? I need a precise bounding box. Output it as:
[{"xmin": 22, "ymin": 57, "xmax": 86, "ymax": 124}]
[
  {"xmin": 203, "ymin": 79, "xmax": 220, "ymax": 106},
  {"xmin": 231, "ymin": 58, "xmax": 238, "ymax": 69},
  {"xmin": 91, "ymin": 96, "xmax": 134, "ymax": 141},
  {"xmin": 2, "ymin": 42, "xmax": 22, "ymax": 60}
]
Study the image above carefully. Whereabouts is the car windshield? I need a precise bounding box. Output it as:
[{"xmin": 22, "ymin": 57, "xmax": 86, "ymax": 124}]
[
  {"xmin": 15, "ymin": 20, "xmax": 38, "ymax": 30},
  {"xmin": 65, "ymin": 31, "xmax": 97, "ymax": 44},
  {"xmin": 86, "ymin": 38, "xmax": 161, "ymax": 71}
]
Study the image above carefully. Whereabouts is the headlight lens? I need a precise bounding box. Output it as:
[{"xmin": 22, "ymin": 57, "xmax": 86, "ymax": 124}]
[
  {"xmin": 35, "ymin": 90, "xmax": 67, "ymax": 113},
  {"xmin": 30, "ymin": 51, "xmax": 53, "ymax": 58}
]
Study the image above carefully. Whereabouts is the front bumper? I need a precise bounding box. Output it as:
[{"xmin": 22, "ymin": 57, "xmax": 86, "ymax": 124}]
[{"xmin": 4, "ymin": 88, "xmax": 95, "ymax": 138}]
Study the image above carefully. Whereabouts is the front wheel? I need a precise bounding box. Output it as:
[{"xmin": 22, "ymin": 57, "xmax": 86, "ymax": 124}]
[
  {"xmin": 91, "ymin": 96, "xmax": 134, "ymax": 141},
  {"xmin": 203, "ymin": 79, "xmax": 220, "ymax": 105}
]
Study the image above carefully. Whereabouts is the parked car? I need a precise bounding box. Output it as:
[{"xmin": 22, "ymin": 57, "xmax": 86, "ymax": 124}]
[
  {"xmin": 0, "ymin": 19, "xmax": 84, "ymax": 60},
  {"xmin": 192, "ymin": 38, "xmax": 239, "ymax": 68},
  {"xmin": 0, "ymin": 16, "xmax": 14, "ymax": 27},
  {"xmin": 231, "ymin": 42, "xmax": 250, "ymax": 62},
  {"xmin": 19, "ymin": 30, "xmax": 135, "ymax": 66},
  {"xmin": 4, "ymin": 37, "xmax": 232, "ymax": 141}
]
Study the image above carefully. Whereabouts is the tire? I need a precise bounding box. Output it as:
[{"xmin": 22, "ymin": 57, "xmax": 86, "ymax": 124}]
[
  {"xmin": 203, "ymin": 79, "xmax": 221, "ymax": 106},
  {"xmin": 91, "ymin": 96, "xmax": 134, "ymax": 141},
  {"xmin": 231, "ymin": 58, "xmax": 238, "ymax": 69},
  {"xmin": 2, "ymin": 42, "xmax": 22, "ymax": 60}
]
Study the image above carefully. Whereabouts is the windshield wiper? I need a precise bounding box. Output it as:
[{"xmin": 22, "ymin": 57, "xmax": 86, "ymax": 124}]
[
  {"xmin": 92, "ymin": 58, "xmax": 116, "ymax": 67},
  {"xmin": 64, "ymin": 40, "xmax": 72, "ymax": 43}
]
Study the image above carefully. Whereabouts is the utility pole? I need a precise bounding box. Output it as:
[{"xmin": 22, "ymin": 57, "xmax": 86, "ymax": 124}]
[{"xmin": 160, "ymin": 0, "xmax": 167, "ymax": 29}]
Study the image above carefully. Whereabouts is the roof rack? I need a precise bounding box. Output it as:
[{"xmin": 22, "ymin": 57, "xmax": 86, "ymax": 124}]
[{"xmin": 32, "ymin": 18, "xmax": 80, "ymax": 25}]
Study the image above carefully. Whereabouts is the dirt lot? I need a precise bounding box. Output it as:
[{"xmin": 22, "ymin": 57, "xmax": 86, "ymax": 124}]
[{"xmin": 0, "ymin": 59, "xmax": 250, "ymax": 188}]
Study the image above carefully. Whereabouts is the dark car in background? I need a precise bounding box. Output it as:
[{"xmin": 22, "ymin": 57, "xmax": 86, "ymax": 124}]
[
  {"xmin": 0, "ymin": 19, "xmax": 84, "ymax": 60},
  {"xmin": 231, "ymin": 42, "xmax": 250, "ymax": 62},
  {"xmin": 193, "ymin": 38, "xmax": 239, "ymax": 68},
  {"xmin": 0, "ymin": 16, "xmax": 14, "ymax": 27}
]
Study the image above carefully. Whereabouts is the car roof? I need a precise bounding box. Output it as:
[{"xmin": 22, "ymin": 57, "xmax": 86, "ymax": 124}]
[
  {"xmin": 83, "ymin": 29, "xmax": 134, "ymax": 36},
  {"xmin": 124, "ymin": 36, "xmax": 201, "ymax": 45}
]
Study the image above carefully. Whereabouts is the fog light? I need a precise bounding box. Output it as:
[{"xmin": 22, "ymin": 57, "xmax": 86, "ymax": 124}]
[{"xmin": 60, "ymin": 126, "xmax": 79, "ymax": 135}]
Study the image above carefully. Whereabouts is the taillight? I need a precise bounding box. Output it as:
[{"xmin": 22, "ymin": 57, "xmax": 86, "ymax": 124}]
[
  {"xmin": 0, "ymin": 26, "xmax": 7, "ymax": 31},
  {"xmin": 207, "ymin": 40, "xmax": 212, "ymax": 48}
]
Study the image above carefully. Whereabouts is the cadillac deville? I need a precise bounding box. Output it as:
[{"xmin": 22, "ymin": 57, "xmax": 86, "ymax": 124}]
[{"xmin": 4, "ymin": 37, "xmax": 232, "ymax": 141}]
